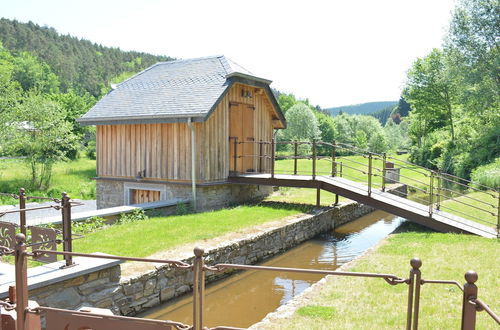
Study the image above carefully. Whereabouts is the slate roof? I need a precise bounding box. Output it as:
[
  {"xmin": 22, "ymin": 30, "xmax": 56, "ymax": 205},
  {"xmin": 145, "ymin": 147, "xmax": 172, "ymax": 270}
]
[{"xmin": 78, "ymin": 55, "xmax": 282, "ymax": 126}]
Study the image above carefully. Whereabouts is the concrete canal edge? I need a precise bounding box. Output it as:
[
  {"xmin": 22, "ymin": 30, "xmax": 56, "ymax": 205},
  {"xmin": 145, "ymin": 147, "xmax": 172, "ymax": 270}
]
[{"xmin": 20, "ymin": 184, "xmax": 407, "ymax": 316}]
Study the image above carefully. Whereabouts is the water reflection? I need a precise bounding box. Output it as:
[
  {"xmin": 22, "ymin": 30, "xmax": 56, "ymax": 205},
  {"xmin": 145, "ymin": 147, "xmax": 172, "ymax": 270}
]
[{"xmin": 143, "ymin": 210, "xmax": 404, "ymax": 328}]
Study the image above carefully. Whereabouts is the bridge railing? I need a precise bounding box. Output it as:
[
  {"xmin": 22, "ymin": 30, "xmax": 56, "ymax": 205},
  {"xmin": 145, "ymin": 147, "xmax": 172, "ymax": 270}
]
[
  {"xmin": 230, "ymin": 139, "xmax": 499, "ymax": 236},
  {"xmin": 2, "ymin": 241, "xmax": 499, "ymax": 330}
]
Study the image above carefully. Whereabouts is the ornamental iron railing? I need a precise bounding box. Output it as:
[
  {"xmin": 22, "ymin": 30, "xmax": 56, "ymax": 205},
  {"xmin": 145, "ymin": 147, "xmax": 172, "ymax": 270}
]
[
  {"xmin": 0, "ymin": 241, "xmax": 498, "ymax": 329},
  {"xmin": 0, "ymin": 189, "xmax": 82, "ymax": 266}
]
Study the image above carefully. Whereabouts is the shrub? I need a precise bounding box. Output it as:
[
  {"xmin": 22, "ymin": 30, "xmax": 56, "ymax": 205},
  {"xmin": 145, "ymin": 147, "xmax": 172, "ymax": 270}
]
[
  {"xmin": 118, "ymin": 208, "xmax": 148, "ymax": 224},
  {"xmin": 72, "ymin": 216, "xmax": 106, "ymax": 234}
]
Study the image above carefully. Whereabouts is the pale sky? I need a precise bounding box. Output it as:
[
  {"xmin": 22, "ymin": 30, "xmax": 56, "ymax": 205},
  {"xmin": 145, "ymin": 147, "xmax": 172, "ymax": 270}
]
[{"xmin": 1, "ymin": 0, "xmax": 457, "ymax": 108}]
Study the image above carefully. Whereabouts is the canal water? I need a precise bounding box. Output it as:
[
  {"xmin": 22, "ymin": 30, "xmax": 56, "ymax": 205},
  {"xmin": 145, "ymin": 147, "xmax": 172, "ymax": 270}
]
[{"xmin": 143, "ymin": 210, "xmax": 405, "ymax": 328}]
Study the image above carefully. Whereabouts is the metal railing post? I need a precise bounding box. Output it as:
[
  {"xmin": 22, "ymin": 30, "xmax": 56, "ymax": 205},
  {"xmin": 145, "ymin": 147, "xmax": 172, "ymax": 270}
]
[
  {"xmin": 332, "ymin": 140, "xmax": 339, "ymax": 203},
  {"xmin": 497, "ymin": 191, "xmax": 500, "ymax": 237},
  {"xmin": 331, "ymin": 140, "xmax": 336, "ymax": 177},
  {"xmin": 61, "ymin": 193, "xmax": 73, "ymax": 267},
  {"xmin": 193, "ymin": 247, "xmax": 205, "ymax": 330},
  {"xmin": 436, "ymin": 171, "xmax": 442, "ymax": 211},
  {"xmin": 316, "ymin": 187, "xmax": 321, "ymax": 208},
  {"xmin": 19, "ymin": 188, "xmax": 27, "ymax": 236},
  {"xmin": 271, "ymin": 138, "xmax": 275, "ymax": 178},
  {"xmin": 15, "ymin": 233, "xmax": 28, "ymax": 330},
  {"xmin": 461, "ymin": 271, "xmax": 478, "ymax": 330},
  {"xmin": 312, "ymin": 140, "xmax": 317, "ymax": 180},
  {"xmin": 339, "ymin": 161, "xmax": 343, "ymax": 177},
  {"xmin": 293, "ymin": 140, "xmax": 298, "ymax": 175},
  {"xmin": 429, "ymin": 172, "xmax": 434, "ymax": 217},
  {"xmin": 368, "ymin": 152, "xmax": 373, "ymax": 196},
  {"xmin": 233, "ymin": 137, "xmax": 238, "ymax": 173},
  {"xmin": 259, "ymin": 140, "xmax": 263, "ymax": 173},
  {"xmin": 406, "ymin": 258, "xmax": 422, "ymax": 330},
  {"xmin": 382, "ymin": 153, "xmax": 387, "ymax": 192}
]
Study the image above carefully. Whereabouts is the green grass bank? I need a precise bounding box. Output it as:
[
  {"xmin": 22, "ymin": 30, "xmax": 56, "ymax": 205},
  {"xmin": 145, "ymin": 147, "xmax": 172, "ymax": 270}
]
[{"xmin": 260, "ymin": 224, "xmax": 499, "ymax": 330}]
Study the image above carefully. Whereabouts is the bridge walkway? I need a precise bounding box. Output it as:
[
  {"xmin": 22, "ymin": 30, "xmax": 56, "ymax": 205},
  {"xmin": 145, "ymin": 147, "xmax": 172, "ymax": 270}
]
[{"xmin": 229, "ymin": 173, "xmax": 497, "ymax": 238}]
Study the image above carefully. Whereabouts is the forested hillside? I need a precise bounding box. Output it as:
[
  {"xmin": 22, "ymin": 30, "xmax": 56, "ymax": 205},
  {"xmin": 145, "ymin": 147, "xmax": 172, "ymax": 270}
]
[
  {"xmin": 0, "ymin": 18, "xmax": 172, "ymax": 96},
  {"xmin": 0, "ymin": 18, "xmax": 174, "ymax": 190},
  {"xmin": 325, "ymin": 101, "xmax": 397, "ymax": 116}
]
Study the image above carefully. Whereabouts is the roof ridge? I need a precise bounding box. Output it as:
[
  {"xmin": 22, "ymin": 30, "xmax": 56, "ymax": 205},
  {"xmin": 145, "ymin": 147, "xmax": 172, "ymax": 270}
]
[{"xmin": 156, "ymin": 55, "xmax": 225, "ymax": 65}]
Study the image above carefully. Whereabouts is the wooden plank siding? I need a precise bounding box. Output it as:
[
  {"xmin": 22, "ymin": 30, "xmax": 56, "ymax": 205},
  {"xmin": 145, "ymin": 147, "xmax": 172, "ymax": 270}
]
[{"xmin": 96, "ymin": 83, "xmax": 277, "ymax": 182}]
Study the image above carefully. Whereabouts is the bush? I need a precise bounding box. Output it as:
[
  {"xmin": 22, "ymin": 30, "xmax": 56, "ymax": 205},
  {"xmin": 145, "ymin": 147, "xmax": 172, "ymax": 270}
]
[
  {"xmin": 118, "ymin": 208, "xmax": 148, "ymax": 224},
  {"xmin": 72, "ymin": 216, "xmax": 106, "ymax": 234},
  {"xmin": 470, "ymin": 158, "xmax": 500, "ymax": 189},
  {"xmin": 176, "ymin": 202, "xmax": 192, "ymax": 215}
]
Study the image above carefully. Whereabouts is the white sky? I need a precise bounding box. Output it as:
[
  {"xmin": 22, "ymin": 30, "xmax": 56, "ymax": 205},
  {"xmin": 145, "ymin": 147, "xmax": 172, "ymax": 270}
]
[{"xmin": 1, "ymin": 0, "xmax": 456, "ymax": 108}]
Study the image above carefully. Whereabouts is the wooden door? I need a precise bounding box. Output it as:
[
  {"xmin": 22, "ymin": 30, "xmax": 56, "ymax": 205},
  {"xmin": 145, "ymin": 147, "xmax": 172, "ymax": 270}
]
[
  {"xmin": 229, "ymin": 103, "xmax": 255, "ymax": 173},
  {"xmin": 132, "ymin": 189, "xmax": 160, "ymax": 204}
]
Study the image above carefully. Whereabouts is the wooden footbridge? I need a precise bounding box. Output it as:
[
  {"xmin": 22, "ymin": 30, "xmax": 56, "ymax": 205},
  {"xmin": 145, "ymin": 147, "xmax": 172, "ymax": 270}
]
[{"xmin": 229, "ymin": 140, "xmax": 499, "ymax": 238}]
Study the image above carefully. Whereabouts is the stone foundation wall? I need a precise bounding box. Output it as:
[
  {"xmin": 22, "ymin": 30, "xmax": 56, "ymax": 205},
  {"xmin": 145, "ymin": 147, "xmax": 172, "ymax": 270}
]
[
  {"xmin": 29, "ymin": 265, "xmax": 122, "ymax": 314},
  {"xmin": 96, "ymin": 179, "xmax": 273, "ymax": 211},
  {"xmin": 30, "ymin": 184, "xmax": 406, "ymax": 316}
]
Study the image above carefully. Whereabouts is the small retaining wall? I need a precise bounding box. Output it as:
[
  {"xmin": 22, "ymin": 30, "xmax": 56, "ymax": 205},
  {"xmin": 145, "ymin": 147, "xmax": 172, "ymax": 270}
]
[{"xmin": 28, "ymin": 184, "xmax": 406, "ymax": 316}]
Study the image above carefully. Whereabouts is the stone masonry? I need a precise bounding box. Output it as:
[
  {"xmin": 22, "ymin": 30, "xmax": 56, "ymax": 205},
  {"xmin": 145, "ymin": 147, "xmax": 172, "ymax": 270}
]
[{"xmin": 97, "ymin": 179, "xmax": 273, "ymax": 210}]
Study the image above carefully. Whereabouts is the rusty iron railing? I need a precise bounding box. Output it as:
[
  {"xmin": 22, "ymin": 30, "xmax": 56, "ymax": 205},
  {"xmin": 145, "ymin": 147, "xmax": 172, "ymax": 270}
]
[
  {"xmin": 1, "ymin": 241, "xmax": 498, "ymax": 330},
  {"xmin": 229, "ymin": 139, "xmax": 500, "ymax": 237},
  {"xmin": 0, "ymin": 189, "xmax": 82, "ymax": 266}
]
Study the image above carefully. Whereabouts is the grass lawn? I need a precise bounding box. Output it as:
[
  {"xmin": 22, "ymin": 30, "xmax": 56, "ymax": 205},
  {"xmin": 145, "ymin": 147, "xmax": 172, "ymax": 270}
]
[
  {"xmin": 0, "ymin": 157, "xmax": 96, "ymax": 203},
  {"xmin": 441, "ymin": 190, "xmax": 498, "ymax": 229},
  {"xmin": 73, "ymin": 203, "xmax": 308, "ymax": 257},
  {"xmin": 263, "ymin": 224, "xmax": 499, "ymax": 330}
]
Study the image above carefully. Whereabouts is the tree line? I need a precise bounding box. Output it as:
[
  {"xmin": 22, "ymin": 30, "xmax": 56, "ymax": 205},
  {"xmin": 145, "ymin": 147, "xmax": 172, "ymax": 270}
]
[
  {"xmin": 275, "ymin": 93, "xmax": 410, "ymax": 156},
  {"xmin": 0, "ymin": 19, "xmax": 171, "ymax": 97},
  {"xmin": 402, "ymin": 0, "xmax": 498, "ymax": 186},
  {"xmin": 276, "ymin": 0, "xmax": 499, "ymax": 187}
]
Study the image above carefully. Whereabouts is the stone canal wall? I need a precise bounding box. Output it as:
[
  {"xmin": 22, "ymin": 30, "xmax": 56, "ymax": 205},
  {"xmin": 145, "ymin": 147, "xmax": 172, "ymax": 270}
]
[{"xmin": 28, "ymin": 184, "xmax": 406, "ymax": 316}]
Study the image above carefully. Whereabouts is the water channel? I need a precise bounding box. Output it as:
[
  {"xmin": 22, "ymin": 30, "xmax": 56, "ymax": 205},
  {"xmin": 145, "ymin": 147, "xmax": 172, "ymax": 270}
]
[{"xmin": 143, "ymin": 210, "xmax": 405, "ymax": 328}]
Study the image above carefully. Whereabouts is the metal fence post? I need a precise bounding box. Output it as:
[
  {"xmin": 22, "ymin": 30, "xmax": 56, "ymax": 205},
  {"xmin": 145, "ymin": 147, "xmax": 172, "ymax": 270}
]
[
  {"xmin": 368, "ymin": 153, "xmax": 373, "ymax": 196},
  {"xmin": 331, "ymin": 140, "xmax": 336, "ymax": 177},
  {"xmin": 271, "ymin": 138, "xmax": 275, "ymax": 179},
  {"xmin": 61, "ymin": 193, "xmax": 73, "ymax": 267},
  {"xmin": 19, "ymin": 188, "xmax": 27, "ymax": 236},
  {"xmin": 497, "ymin": 191, "xmax": 500, "ymax": 237},
  {"xmin": 312, "ymin": 140, "xmax": 317, "ymax": 180},
  {"xmin": 193, "ymin": 247, "xmax": 205, "ymax": 330},
  {"xmin": 382, "ymin": 153, "xmax": 387, "ymax": 192},
  {"xmin": 461, "ymin": 271, "xmax": 478, "ymax": 330},
  {"xmin": 339, "ymin": 161, "xmax": 343, "ymax": 177},
  {"xmin": 429, "ymin": 172, "xmax": 434, "ymax": 217},
  {"xmin": 233, "ymin": 137, "xmax": 238, "ymax": 173},
  {"xmin": 15, "ymin": 233, "xmax": 28, "ymax": 330},
  {"xmin": 293, "ymin": 140, "xmax": 298, "ymax": 175},
  {"xmin": 259, "ymin": 140, "xmax": 263, "ymax": 173},
  {"xmin": 406, "ymin": 258, "xmax": 422, "ymax": 330},
  {"xmin": 436, "ymin": 171, "xmax": 442, "ymax": 211},
  {"xmin": 332, "ymin": 140, "xmax": 339, "ymax": 204}
]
